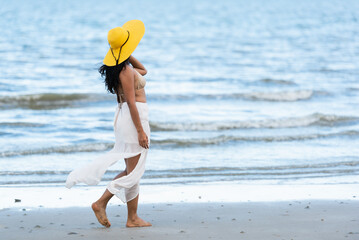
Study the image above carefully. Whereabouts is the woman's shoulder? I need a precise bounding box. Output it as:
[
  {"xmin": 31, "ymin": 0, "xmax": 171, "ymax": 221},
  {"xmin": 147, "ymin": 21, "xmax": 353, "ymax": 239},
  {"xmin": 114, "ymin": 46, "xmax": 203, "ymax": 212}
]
[{"xmin": 119, "ymin": 65, "xmax": 135, "ymax": 79}]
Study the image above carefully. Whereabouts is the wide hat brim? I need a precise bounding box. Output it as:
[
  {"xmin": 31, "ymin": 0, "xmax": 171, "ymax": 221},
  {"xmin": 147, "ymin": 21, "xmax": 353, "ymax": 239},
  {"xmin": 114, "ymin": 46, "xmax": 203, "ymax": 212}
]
[{"xmin": 103, "ymin": 20, "xmax": 145, "ymax": 66}]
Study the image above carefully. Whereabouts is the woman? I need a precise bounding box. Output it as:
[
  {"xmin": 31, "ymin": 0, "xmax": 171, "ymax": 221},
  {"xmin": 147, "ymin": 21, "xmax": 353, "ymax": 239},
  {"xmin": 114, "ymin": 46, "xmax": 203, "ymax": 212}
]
[{"xmin": 66, "ymin": 20, "xmax": 151, "ymax": 228}]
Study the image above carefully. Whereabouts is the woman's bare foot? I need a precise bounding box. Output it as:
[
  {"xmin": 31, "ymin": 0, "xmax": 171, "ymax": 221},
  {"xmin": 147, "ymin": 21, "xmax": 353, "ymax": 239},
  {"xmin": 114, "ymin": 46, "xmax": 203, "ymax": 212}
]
[
  {"xmin": 91, "ymin": 202, "xmax": 111, "ymax": 228},
  {"xmin": 126, "ymin": 215, "xmax": 152, "ymax": 228}
]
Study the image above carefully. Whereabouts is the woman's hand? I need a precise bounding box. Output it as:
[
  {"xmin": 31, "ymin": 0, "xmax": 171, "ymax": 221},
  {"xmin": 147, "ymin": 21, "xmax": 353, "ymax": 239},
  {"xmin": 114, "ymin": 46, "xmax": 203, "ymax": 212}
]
[{"xmin": 138, "ymin": 130, "xmax": 149, "ymax": 149}]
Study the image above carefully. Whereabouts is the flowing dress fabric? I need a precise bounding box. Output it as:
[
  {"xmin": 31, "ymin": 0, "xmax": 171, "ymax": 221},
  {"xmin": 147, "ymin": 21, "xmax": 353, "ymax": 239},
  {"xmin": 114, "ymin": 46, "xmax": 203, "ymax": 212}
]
[{"xmin": 65, "ymin": 102, "xmax": 150, "ymax": 203}]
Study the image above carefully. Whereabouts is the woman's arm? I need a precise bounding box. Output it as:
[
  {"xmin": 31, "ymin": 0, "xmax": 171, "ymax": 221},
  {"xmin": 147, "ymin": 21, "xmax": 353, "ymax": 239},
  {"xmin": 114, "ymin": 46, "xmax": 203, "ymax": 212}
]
[
  {"xmin": 129, "ymin": 55, "xmax": 147, "ymax": 76},
  {"xmin": 119, "ymin": 66, "xmax": 149, "ymax": 149}
]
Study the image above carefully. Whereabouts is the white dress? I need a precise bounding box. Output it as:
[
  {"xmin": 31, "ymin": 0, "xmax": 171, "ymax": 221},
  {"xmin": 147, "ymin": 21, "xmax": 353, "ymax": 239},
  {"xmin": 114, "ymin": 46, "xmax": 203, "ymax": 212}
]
[{"xmin": 65, "ymin": 101, "xmax": 150, "ymax": 203}]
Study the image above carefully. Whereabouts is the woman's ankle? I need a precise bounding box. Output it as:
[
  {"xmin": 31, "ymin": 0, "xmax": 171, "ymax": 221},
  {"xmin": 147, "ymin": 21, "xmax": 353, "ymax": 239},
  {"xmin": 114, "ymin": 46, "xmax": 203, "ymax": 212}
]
[
  {"xmin": 127, "ymin": 213, "xmax": 139, "ymax": 221},
  {"xmin": 94, "ymin": 199, "xmax": 108, "ymax": 208}
]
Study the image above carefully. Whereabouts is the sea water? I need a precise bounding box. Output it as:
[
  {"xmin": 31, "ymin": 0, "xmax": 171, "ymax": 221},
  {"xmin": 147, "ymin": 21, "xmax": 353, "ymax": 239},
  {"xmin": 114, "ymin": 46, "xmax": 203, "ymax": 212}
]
[{"xmin": 0, "ymin": 0, "xmax": 359, "ymax": 188}]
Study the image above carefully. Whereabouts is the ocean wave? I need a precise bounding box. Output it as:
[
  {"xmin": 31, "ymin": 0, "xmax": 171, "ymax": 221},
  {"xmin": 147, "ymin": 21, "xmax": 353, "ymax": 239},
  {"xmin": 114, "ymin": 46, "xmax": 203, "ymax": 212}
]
[
  {"xmin": 0, "ymin": 143, "xmax": 113, "ymax": 158},
  {"xmin": 2, "ymin": 161, "xmax": 358, "ymax": 176},
  {"xmin": 257, "ymin": 78, "xmax": 297, "ymax": 85},
  {"xmin": 0, "ymin": 93, "xmax": 112, "ymax": 110},
  {"xmin": 0, "ymin": 122, "xmax": 47, "ymax": 127},
  {"xmin": 150, "ymin": 113, "xmax": 359, "ymax": 131},
  {"xmin": 347, "ymin": 87, "xmax": 359, "ymax": 92},
  {"xmin": 151, "ymin": 130, "xmax": 359, "ymax": 146},
  {"xmin": 0, "ymin": 170, "xmax": 70, "ymax": 176},
  {"xmin": 240, "ymin": 89, "xmax": 313, "ymax": 101},
  {"xmin": 150, "ymin": 89, "xmax": 315, "ymax": 101},
  {"xmin": 1, "ymin": 161, "xmax": 358, "ymax": 185},
  {"xmin": 0, "ymin": 89, "xmax": 319, "ymax": 110},
  {"xmin": 1, "ymin": 130, "xmax": 358, "ymax": 157}
]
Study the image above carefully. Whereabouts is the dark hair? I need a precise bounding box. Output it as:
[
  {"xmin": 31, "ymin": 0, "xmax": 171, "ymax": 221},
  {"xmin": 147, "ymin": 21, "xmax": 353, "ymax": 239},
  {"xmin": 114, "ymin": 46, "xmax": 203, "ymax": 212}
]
[{"xmin": 98, "ymin": 57, "xmax": 130, "ymax": 94}]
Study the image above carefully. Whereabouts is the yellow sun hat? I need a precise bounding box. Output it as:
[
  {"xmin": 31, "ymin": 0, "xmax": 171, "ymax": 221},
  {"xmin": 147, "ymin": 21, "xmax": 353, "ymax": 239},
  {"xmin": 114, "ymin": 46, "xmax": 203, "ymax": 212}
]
[{"xmin": 103, "ymin": 20, "xmax": 145, "ymax": 66}]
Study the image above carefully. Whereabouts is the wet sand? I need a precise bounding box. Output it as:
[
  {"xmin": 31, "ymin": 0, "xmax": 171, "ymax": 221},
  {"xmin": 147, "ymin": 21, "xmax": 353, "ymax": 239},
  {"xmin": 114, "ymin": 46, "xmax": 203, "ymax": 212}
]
[{"xmin": 1, "ymin": 200, "xmax": 358, "ymax": 240}]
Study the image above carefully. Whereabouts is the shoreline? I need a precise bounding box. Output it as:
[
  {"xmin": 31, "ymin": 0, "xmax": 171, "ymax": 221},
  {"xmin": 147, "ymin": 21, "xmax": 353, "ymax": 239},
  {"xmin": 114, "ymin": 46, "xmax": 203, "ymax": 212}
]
[
  {"xmin": 0, "ymin": 182, "xmax": 358, "ymax": 209},
  {"xmin": 1, "ymin": 200, "xmax": 358, "ymax": 240}
]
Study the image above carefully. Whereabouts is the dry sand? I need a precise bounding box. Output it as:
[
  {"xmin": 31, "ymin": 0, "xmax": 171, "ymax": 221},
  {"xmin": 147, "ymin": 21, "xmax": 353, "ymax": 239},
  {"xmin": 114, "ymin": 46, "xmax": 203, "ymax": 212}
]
[{"xmin": 1, "ymin": 200, "xmax": 358, "ymax": 240}]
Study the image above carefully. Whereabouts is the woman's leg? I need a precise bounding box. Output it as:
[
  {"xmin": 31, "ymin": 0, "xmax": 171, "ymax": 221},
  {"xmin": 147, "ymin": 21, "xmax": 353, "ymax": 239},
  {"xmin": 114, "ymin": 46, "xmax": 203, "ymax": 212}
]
[
  {"xmin": 92, "ymin": 169, "xmax": 127, "ymax": 228},
  {"xmin": 125, "ymin": 154, "xmax": 152, "ymax": 227}
]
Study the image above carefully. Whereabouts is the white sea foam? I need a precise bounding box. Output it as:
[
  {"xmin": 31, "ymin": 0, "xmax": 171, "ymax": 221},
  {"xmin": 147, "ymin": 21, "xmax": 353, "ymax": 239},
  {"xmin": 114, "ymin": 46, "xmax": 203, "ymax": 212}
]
[
  {"xmin": 241, "ymin": 90, "xmax": 313, "ymax": 101},
  {"xmin": 150, "ymin": 113, "xmax": 358, "ymax": 131}
]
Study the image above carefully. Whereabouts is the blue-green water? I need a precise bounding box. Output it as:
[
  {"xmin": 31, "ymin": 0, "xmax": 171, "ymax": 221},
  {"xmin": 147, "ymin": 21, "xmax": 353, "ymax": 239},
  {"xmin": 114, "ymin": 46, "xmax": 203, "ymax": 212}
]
[{"xmin": 0, "ymin": 0, "xmax": 359, "ymax": 186}]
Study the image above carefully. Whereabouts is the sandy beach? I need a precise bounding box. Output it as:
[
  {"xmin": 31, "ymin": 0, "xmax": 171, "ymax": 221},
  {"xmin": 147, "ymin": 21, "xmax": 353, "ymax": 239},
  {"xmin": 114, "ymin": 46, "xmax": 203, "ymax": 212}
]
[
  {"xmin": 1, "ymin": 183, "xmax": 359, "ymax": 239},
  {"xmin": 1, "ymin": 200, "xmax": 358, "ymax": 240}
]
